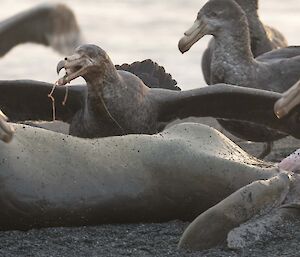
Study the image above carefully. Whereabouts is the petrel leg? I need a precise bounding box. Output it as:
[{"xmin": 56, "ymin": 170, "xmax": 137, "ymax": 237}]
[
  {"xmin": 178, "ymin": 173, "xmax": 290, "ymax": 251},
  {"xmin": 0, "ymin": 110, "xmax": 14, "ymax": 143},
  {"xmin": 258, "ymin": 141, "xmax": 273, "ymax": 159}
]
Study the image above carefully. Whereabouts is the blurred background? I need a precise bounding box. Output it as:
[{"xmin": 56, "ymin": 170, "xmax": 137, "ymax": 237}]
[{"xmin": 0, "ymin": 0, "xmax": 299, "ymax": 90}]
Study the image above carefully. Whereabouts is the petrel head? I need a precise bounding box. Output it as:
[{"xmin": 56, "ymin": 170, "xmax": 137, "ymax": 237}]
[
  {"xmin": 178, "ymin": 0, "xmax": 247, "ymax": 53},
  {"xmin": 56, "ymin": 44, "xmax": 111, "ymax": 85}
]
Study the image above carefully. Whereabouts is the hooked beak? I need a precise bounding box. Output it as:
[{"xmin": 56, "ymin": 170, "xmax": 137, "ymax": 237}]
[
  {"xmin": 0, "ymin": 110, "xmax": 14, "ymax": 143},
  {"xmin": 178, "ymin": 18, "xmax": 209, "ymax": 53},
  {"xmin": 274, "ymin": 80, "xmax": 300, "ymax": 119},
  {"xmin": 56, "ymin": 52, "xmax": 93, "ymax": 86}
]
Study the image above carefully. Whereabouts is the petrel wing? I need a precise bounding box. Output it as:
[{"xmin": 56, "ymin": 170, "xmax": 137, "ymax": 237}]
[
  {"xmin": 201, "ymin": 39, "xmax": 214, "ymax": 85},
  {"xmin": 116, "ymin": 59, "xmax": 180, "ymax": 91},
  {"xmin": 152, "ymin": 84, "xmax": 300, "ymax": 139},
  {"xmin": 0, "ymin": 3, "xmax": 83, "ymax": 57},
  {"xmin": 0, "ymin": 80, "xmax": 85, "ymax": 123},
  {"xmin": 256, "ymin": 46, "xmax": 300, "ymax": 62}
]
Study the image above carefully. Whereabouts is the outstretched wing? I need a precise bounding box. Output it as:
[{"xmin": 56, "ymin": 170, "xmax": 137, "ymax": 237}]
[
  {"xmin": 0, "ymin": 80, "xmax": 85, "ymax": 123},
  {"xmin": 0, "ymin": 3, "xmax": 83, "ymax": 57},
  {"xmin": 115, "ymin": 59, "xmax": 180, "ymax": 91},
  {"xmin": 151, "ymin": 84, "xmax": 300, "ymax": 139}
]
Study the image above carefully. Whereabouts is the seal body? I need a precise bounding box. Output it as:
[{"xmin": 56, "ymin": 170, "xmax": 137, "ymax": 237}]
[{"xmin": 0, "ymin": 123, "xmax": 277, "ymax": 230}]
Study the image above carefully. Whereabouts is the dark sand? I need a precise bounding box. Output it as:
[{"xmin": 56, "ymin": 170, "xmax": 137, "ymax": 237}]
[{"xmin": 1, "ymin": 118, "xmax": 300, "ymax": 257}]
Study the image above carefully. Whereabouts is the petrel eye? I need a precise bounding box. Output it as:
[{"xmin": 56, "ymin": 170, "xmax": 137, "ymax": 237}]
[{"xmin": 209, "ymin": 11, "xmax": 218, "ymax": 18}]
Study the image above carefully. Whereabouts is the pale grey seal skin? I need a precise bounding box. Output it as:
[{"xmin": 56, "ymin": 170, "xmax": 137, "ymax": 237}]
[
  {"xmin": 0, "ymin": 122, "xmax": 278, "ymax": 230},
  {"xmin": 178, "ymin": 0, "xmax": 300, "ymax": 156},
  {"xmin": 201, "ymin": 0, "xmax": 287, "ymax": 85},
  {"xmin": 0, "ymin": 3, "xmax": 83, "ymax": 57},
  {"xmin": 278, "ymin": 148, "xmax": 300, "ymax": 173},
  {"xmin": 178, "ymin": 162, "xmax": 300, "ymax": 251},
  {"xmin": 179, "ymin": 172, "xmax": 292, "ymax": 251}
]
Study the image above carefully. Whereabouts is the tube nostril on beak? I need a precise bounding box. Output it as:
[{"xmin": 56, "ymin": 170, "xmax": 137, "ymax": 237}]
[{"xmin": 57, "ymin": 60, "xmax": 66, "ymax": 74}]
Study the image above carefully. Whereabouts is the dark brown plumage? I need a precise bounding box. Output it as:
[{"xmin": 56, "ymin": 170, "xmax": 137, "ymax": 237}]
[
  {"xmin": 1, "ymin": 45, "xmax": 300, "ymax": 139},
  {"xmin": 0, "ymin": 3, "xmax": 83, "ymax": 57},
  {"xmin": 179, "ymin": 0, "xmax": 300, "ymax": 156}
]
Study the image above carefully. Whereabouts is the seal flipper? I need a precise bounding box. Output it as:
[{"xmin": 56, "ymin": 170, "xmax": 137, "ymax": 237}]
[
  {"xmin": 115, "ymin": 59, "xmax": 180, "ymax": 90},
  {"xmin": 0, "ymin": 3, "xmax": 83, "ymax": 57},
  {"xmin": 227, "ymin": 202, "xmax": 300, "ymax": 249},
  {"xmin": 0, "ymin": 80, "xmax": 85, "ymax": 123},
  {"xmin": 178, "ymin": 173, "xmax": 290, "ymax": 251}
]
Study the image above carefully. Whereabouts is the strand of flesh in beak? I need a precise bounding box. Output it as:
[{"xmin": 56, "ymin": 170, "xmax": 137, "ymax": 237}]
[
  {"xmin": 98, "ymin": 94, "xmax": 125, "ymax": 135},
  {"xmin": 54, "ymin": 60, "xmax": 125, "ymax": 134},
  {"xmin": 48, "ymin": 81, "xmax": 69, "ymax": 121}
]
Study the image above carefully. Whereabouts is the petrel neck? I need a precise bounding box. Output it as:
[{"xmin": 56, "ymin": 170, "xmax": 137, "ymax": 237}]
[
  {"xmin": 236, "ymin": 2, "xmax": 258, "ymax": 16},
  {"xmin": 247, "ymin": 14, "xmax": 273, "ymax": 56},
  {"xmin": 233, "ymin": 1, "xmax": 274, "ymax": 56},
  {"xmin": 213, "ymin": 20, "xmax": 255, "ymax": 68},
  {"xmin": 87, "ymin": 63, "xmax": 123, "ymax": 97},
  {"xmin": 84, "ymin": 64, "xmax": 123, "ymax": 117}
]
